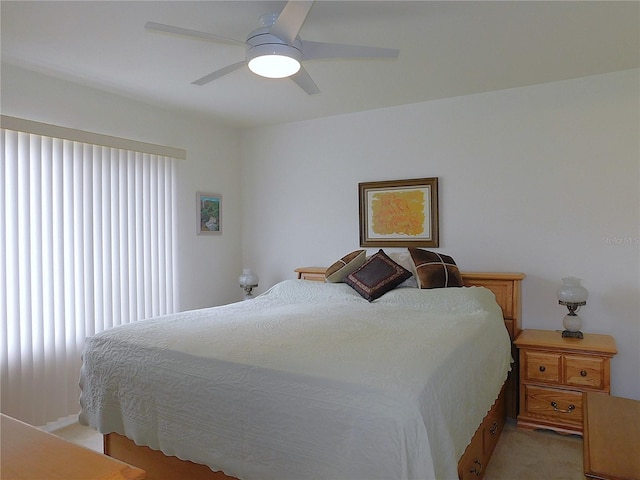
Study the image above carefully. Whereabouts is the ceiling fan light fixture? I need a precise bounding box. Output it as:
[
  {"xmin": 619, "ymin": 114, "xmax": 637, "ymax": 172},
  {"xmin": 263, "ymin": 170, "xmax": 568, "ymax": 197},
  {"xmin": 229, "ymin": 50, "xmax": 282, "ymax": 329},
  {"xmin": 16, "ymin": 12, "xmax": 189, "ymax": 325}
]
[
  {"xmin": 247, "ymin": 42, "xmax": 302, "ymax": 78},
  {"xmin": 248, "ymin": 54, "xmax": 300, "ymax": 79}
]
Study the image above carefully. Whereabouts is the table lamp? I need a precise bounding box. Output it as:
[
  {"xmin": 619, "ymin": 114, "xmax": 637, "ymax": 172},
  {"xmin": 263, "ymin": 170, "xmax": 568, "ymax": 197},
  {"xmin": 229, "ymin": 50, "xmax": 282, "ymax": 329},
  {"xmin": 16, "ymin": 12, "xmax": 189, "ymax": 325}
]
[
  {"xmin": 557, "ymin": 277, "xmax": 587, "ymax": 339},
  {"xmin": 239, "ymin": 268, "xmax": 259, "ymax": 300}
]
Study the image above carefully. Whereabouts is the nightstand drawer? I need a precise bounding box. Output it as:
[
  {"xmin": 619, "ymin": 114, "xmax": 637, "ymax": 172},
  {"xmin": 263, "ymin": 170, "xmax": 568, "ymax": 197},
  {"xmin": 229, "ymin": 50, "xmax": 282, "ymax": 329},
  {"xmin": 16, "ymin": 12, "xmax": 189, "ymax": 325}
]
[
  {"xmin": 524, "ymin": 350, "xmax": 561, "ymax": 383},
  {"xmin": 565, "ymin": 355, "xmax": 605, "ymax": 389},
  {"xmin": 522, "ymin": 385, "xmax": 583, "ymax": 427}
]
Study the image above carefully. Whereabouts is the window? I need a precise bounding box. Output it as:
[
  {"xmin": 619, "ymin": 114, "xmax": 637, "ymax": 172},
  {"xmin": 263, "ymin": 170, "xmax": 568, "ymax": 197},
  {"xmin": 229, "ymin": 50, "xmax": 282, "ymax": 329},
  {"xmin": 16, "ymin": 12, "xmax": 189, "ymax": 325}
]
[{"xmin": 1, "ymin": 117, "xmax": 181, "ymax": 426}]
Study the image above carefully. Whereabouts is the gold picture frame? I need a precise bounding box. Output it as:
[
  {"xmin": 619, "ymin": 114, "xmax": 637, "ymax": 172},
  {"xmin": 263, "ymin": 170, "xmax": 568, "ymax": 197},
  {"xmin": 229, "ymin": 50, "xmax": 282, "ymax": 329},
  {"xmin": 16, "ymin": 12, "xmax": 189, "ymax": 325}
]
[{"xmin": 359, "ymin": 177, "xmax": 439, "ymax": 247}]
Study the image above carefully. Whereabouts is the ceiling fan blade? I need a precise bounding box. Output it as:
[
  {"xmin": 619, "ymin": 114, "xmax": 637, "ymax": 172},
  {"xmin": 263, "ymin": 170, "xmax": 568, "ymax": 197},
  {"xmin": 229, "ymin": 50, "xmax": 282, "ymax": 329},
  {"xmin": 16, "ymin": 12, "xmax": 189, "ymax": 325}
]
[
  {"xmin": 191, "ymin": 61, "xmax": 247, "ymax": 86},
  {"xmin": 291, "ymin": 66, "xmax": 320, "ymax": 95},
  {"xmin": 301, "ymin": 40, "xmax": 399, "ymax": 61},
  {"xmin": 270, "ymin": 0, "xmax": 314, "ymax": 45},
  {"xmin": 145, "ymin": 22, "xmax": 245, "ymax": 47}
]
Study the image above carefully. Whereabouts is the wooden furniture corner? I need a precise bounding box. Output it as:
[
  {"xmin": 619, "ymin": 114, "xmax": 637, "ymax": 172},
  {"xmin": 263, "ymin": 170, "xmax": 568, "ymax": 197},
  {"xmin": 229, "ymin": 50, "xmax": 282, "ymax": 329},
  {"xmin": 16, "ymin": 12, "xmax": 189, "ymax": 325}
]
[
  {"xmin": 1, "ymin": 414, "xmax": 145, "ymax": 480},
  {"xmin": 583, "ymin": 392, "xmax": 640, "ymax": 480}
]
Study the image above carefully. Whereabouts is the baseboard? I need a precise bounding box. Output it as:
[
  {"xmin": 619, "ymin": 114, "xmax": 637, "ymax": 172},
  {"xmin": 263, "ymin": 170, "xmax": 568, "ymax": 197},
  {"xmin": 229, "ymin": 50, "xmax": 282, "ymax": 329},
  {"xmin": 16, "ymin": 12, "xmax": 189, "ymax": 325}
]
[{"xmin": 39, "ymin": 413, "xmax": 80, "ymax": 433}]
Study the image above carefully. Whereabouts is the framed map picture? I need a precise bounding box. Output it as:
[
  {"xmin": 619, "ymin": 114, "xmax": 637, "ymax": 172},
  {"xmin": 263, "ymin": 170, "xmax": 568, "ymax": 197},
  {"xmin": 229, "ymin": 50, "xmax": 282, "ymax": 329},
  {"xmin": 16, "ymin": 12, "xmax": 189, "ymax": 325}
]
[
  {"xmin": 197, "ymin": 192, "xmax": 221, "ymax": 235},
  {"xmin": 358, "ymin": 177, "xmax": 438, "ymax": 247}
]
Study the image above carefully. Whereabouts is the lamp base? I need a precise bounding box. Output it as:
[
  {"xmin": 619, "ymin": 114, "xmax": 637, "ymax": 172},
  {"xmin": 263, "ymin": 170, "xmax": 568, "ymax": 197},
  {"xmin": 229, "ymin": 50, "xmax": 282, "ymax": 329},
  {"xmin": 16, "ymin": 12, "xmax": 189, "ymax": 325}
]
[
  {"xmin": 241, "ymin": 285, "xmax": 257, "ymax": 300},
  {"xmin": 562, "ymin": 330, "xmax": 584, "ymax": 339}
]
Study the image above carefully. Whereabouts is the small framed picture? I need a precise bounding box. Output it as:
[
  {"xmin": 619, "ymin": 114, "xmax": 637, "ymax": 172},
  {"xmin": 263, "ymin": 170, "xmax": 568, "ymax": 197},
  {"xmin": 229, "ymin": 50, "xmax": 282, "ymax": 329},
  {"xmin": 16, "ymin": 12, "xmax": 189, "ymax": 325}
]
[
  {"xmin": 197, "ymin": 192, "xmax": 221, "ymax": 235},
  {"xmin": 359, "ymin": 177, "xmax": 439, "ymax": 247}
]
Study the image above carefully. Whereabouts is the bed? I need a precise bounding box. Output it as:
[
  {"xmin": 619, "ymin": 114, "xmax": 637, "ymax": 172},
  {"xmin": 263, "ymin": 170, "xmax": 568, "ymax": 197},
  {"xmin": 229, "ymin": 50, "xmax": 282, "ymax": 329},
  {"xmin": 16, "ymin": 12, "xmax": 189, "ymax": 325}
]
[{"xmin": 79, "ymin": 265, "xmax": 524, "ymax": 480}]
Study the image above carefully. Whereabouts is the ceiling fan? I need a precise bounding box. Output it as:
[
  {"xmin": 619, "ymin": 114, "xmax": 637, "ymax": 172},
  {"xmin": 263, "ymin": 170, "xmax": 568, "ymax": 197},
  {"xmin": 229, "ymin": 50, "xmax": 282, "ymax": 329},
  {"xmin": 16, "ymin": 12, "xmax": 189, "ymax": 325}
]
[{"xmin": 145, "ymin": 0, "xmax": 399, "ymax": 95}]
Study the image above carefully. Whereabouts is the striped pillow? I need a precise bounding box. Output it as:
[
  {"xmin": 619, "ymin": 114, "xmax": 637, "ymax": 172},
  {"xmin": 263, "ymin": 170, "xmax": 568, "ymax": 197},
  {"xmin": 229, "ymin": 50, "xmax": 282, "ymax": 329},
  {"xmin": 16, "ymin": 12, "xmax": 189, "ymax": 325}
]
[
  {"xmin": 325, "ymin": 250, "xmax": 366, "ymax": 283},
  {"xmin": 408, "ymin": 248, "xmax": 464, "ymax": 288}
]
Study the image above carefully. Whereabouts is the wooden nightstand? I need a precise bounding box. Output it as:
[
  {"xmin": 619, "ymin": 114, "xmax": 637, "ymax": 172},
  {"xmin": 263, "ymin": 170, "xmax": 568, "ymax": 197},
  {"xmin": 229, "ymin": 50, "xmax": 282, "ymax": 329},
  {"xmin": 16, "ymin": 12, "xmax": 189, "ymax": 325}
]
[
  {"xmin": 514, "ymin": 329, "xmax": 617, "ymax": 436},
  {"xmin": 294, "ymin": 266, "xmax": 327, "ymax": 282}
]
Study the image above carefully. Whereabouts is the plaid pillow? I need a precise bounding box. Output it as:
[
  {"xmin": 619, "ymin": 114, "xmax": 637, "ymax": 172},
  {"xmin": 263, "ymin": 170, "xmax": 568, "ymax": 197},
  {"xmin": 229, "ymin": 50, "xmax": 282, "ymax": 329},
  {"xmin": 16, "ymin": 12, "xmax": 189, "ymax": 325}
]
[{"xmin": 408, "ymin": 248, "xmax": 464, "ymax": 288}]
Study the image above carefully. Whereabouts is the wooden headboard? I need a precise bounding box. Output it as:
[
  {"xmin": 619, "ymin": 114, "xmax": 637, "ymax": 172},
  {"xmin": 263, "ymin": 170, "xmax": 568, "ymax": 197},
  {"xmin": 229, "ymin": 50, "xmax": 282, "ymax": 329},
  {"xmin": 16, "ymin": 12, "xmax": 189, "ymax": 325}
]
[
  {"xmin": 295, "ymin": 267, "xmax": 526, "ymax": 418},
  {"xmin": 460, "ymin": 272, "xmax": 525, "ymax": 340}
]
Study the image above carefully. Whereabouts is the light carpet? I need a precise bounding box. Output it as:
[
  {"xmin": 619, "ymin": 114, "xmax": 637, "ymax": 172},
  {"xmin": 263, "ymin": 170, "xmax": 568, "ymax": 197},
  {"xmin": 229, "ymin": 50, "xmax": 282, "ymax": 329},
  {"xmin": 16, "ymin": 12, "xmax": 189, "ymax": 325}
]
[{"xmin": 484, "ymin": 420, "xmax": 584, "ymax": 480}]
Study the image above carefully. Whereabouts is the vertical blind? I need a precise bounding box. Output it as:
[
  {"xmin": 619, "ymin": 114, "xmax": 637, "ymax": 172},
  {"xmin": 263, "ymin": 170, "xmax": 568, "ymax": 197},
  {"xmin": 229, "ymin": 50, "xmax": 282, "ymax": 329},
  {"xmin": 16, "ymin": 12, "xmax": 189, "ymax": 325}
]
[{"xmin": 1, "ymin": 123, "xmax": 179, "ymax": 426}]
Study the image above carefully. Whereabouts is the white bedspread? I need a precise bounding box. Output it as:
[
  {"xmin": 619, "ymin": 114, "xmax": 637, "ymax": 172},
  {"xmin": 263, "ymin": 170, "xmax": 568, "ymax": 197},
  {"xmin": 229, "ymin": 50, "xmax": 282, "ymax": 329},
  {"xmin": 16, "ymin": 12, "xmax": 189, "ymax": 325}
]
[{"xmin": 79, "ymin": 280, "xmax": 512, "ymax": 480}]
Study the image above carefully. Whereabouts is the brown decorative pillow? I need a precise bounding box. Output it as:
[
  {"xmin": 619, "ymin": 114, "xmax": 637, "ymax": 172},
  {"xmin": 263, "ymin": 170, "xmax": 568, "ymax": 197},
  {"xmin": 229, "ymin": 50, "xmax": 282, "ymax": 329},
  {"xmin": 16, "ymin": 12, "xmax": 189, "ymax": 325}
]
[
  {"xmin": 325, "ymin": 250, "xmax": 367, "ymax": 283},
  {"xmin": 408, "ymin": 247, "xmax": 464, "ymax": 289},
  {"xmin": 345, "ymin": 249, "xmax": 412, "ymax": 301}
]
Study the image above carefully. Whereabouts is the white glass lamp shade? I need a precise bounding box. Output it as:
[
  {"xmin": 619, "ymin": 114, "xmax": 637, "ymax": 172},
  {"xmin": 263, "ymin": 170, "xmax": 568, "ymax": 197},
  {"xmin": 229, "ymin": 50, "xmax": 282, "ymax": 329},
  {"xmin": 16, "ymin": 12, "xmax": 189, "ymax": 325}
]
[
  {"xmin": 239, "ymin": 269, "xmax": 259, "ymax": 287},
  {"xmin": 557, "ymin": 277, "xmax": 588, "ymax": 304}
]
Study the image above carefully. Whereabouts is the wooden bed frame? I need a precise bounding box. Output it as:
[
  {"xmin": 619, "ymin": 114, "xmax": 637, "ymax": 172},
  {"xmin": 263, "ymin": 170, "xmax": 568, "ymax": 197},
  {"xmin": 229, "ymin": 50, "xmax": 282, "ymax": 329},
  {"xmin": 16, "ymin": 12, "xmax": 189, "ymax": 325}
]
[{"xmin": 104, "ymin": 269, "xmax": 525, "ymax": 480}]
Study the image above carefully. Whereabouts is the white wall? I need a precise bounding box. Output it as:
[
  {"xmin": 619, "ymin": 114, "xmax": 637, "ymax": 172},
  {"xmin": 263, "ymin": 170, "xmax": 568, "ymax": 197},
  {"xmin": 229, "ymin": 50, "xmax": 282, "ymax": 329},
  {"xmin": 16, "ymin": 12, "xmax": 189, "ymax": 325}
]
[
  {"xmin": 1, "ymin": 63, "xmax": 245, "ymax": 309},
  {"xmin": 4, "ymin": 63, "xmax": 638, "ymax": 401},
  {"xmin": 241, "ymin": 69, "xmax": 640, "ymax": 401}
]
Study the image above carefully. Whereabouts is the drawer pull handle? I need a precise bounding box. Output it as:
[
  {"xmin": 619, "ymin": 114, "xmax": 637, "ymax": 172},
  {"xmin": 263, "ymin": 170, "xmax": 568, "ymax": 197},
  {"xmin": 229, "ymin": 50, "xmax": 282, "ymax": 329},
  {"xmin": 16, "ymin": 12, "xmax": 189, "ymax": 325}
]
[
  {"xmin": 580, "ymin": 370, "xmax": 587, "ymax": 377},
  {"xmin": 539, "ymin": 366, "xmax": 546, "ymax": 372},
  {"xmin": 470, "ymin": 459, "xmax": 483, "ymax": 476},
  {"xmin": 489, "ymin": 421, "xmax": 499, "ymax": 435},
  {"xmin": 551, "ymin": 401, "xmax": 575, "ymax": 413}
]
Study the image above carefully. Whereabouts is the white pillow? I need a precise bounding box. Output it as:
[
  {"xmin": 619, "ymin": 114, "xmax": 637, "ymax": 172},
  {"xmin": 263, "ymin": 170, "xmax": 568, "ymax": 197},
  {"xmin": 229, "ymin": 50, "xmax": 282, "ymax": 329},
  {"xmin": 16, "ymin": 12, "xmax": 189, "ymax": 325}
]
[{"xmin": 387, "ymin": 250, "xmax": 418, "ymax": 288}]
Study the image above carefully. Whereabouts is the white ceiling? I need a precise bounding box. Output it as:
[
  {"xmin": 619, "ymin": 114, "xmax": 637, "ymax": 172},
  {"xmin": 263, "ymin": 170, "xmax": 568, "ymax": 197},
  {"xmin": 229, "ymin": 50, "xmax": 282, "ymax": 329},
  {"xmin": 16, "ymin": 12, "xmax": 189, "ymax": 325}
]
[{"xmin": 2, "ymin": 1, "xmax": 638, "ymax": 129}]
